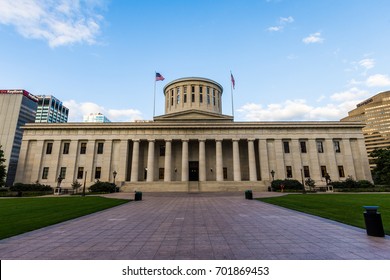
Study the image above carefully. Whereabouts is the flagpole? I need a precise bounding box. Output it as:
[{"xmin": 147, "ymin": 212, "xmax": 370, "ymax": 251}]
[
  {"xmin": 153, "ymin": 72, "xmax": 156, "ymax": 118},
  {"xmin": 230, "ymin": 71, "xmax": 234, "ymax": 119}
]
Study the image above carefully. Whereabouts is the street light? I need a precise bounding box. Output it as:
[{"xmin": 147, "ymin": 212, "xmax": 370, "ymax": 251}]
[
  {"xmin": 270, "ymin": 170, "xmax": 275, "ymax": 191},
  {"xmin": 113, "ymin": 170, "xmax": 117, "ymax": 192},
  {"xmin": 82, "ymin": 171, "xmax": 87, "ymax": 197}
]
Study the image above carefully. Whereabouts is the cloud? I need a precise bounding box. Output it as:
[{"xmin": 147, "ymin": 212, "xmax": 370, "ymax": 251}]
[
  {"xmin": 64, "ymin": 100, "xmax": 143, "ymax": 122},
  {"xmin": 366, "ymin": 74, "xmax": 390, "ymax": 87},
  {"xmin": 237, "ymin": 88, "xmax": 371, "ymax": 121},
  {"xmin": 302, "ymin": 32, "xmax": 324, "ymax": 44},
  {"xmin": 0, "ymin": 0, "xmax": 106, "ymax": 47},
  {"xmin": 267, "ymin": 16, "xmax": 294, "ymax": 32},
  {"xmin": 359, "ymin": 58, "xmax": 375, "ymax": 70}
]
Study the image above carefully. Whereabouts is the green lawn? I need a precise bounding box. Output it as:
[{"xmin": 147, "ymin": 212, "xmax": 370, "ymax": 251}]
[
  {"xmin": 0, "ymin": 196, "xmax": 129, "ymax": 240},
  {"xmin": 257, "ymin": 194, "xmax": 390, "ymax": 235}
]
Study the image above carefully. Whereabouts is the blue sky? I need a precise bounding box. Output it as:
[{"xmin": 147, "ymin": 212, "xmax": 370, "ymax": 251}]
[{"xmin": 1, "ymin": 0, "xmax": 390, "ymax": 122}]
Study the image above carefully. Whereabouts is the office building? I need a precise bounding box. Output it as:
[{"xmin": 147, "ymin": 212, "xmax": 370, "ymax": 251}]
[
  {"xmin": 35, "ymin": 95, "xmax": 69, "ymax": 123},
  {"xmin": 83, "ymin": 113, "xmax": 111, "ymax": 123},
  {"xmin": 0, "ymin": 89, "xmax": 38, "ymax": 186}
]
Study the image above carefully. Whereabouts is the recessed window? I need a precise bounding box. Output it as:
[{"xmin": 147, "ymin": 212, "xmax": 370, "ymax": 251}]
[
  {"xmin": 95, "ymin": 167, "xmax": 101, "ymax": 179},
  {"xmin": 199, "ymin": 93, "xmax": 203, "ymax": 103},
  {"xmin": 303, "ymin": 166, "xmax": 310, "ymax": 177},
  {"xmin": 80, "ymin": 142, "xmax": 87, "ymax": 154},
  {"xmin": 159, "ymin": 168, "xmax": 164, "ymax": 180},
  {"xmin": 60, "ymin": 167, "xmax": 67, "ymax": 179},
  {"xmin": 338, "ymin": 166, "xmax": 345, "ymax": 177},
  {"xmin": 160, "ymin": 145, "xmax": 165, "ymax": 156},
  {"xmin": 77, "ymin": 167, "xmax": 84, "ymax": 179},
  {"xmin": 223, "ymin": 167, "xmax": 228, "ymax": 179},
  {"xmin": 199, "ymin": 86, "xmax": 203, "ymax": 93},
  {"xmin": 97, "ymin": 142, "xmax": 104, "ymax": 154},
  {"xmin": 321, "ymin": 166, "xmax": 327, "ymax": 177},
  {"xmin": 42, "ymin": 167, "xmax": 49, "ymax": 179},
  {"xmin": 46, "ymin": 142, "xmax": 53, "ymax": 154},
  {"xmin": 317, "ymin": 141, "xmax": 324, "ymax": 153},
  {"xmin": 63, "ymin": 142, "xmax": 70, "ymax": 154},
  {"xmin": 283, "ymin": 141, "xmax": 290, "ymax": 153},
  {"xmin": 286, "ymin": 166, "xmax": 293, "ymax": 178},
  {"xmin": 184, "ymin": 93, "xmax": 187, "ymax": 103},
  {"xmin": 334, "ymin": 140, "xmax": 341, "ymax": 153},
  {"xmin": 191, "ymin": 93, "xmax": 195, "ymax": 102},
  {"xmin": 300, "ymin": 141, "xmax": 307, "ymax": 153}
]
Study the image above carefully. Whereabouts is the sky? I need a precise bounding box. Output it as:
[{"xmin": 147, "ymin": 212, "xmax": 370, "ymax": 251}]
[{"xmin": 1, "ymin": 0, "xmax": 390, "ymax": 122}]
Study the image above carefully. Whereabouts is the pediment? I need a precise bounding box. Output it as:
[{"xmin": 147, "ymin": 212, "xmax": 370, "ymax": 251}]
[{"xmin": 154, "ymin": 109, "xmax": 233, "ymax": 122}]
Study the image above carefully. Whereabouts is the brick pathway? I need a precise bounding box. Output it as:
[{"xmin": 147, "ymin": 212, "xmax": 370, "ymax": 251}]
[{"xmin": 0, "ymin": 192, "xmax": 389, "ymax": 260}]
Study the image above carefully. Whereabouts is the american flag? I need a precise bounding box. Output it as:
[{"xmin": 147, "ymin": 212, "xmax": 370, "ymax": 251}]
[
  {"xmin": 231, "ymin": 72, "xmax": 235, "ymax": 89},
  {"xmin": 155, "ymin": 72, "xmax": 165, "ymax": 81}
]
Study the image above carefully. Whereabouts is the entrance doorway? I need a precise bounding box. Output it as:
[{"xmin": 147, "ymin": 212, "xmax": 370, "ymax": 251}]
[{"xmin": 189, "ymin": 161, "xmax": 199, "ymax": 181}]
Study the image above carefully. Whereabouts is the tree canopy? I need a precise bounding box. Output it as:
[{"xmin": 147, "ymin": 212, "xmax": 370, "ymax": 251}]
[{"xmin": 370, "ymin": 148, "xmax": 390, "ymax": 185}]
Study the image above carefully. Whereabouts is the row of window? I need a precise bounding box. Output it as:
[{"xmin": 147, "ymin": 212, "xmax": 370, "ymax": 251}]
[
  {"xmin": 42, "ymin": 166, "xmax": 100, "ymax": 180},
  {"xmin": 284, "ymin": 165, "xmax": 345, "ymax": 179},
  {"xmin": 283, "ymin": 140, "xmax": 341, "ymax": 154},
  {"xmin": 167, "ymin": 86, "xmax": 221, "ymax": 107},
  {"xmin": 45, "ymin": 142, "xmax": 104, "ymax": 155}
]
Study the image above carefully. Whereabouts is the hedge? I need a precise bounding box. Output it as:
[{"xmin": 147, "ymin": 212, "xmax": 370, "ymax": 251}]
[{"xmin": 10, "ymin": 183, "xmax": 53, "ymax": 192}]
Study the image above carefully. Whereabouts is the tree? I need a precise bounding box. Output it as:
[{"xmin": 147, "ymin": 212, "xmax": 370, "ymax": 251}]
[
  {"xmin": 0, "ymin": 145, "xmax": 7, "ymax": 187},
  {"xmin": 71, "ymin": 180, "xmax": 82, "ymax": 193},
  {"xmin": 370, "ymin": 148, "xmax": 390, "ymax": 184},
  {"xmin": 305, "ymin": 177, "xmax": 316, "ymax": 191}
]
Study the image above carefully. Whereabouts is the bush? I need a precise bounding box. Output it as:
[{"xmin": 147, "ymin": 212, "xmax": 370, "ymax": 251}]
[
  {"xmin": 271, "ymin": 179, "xmax": 303, "ymax": 191},
  {"xmin": 88, "ymin": 181, "xmax": 115, "ymax": 193},
  {"xmin": 330, "ymin": 178, "xmax": 375, "ymax": 189},
  {"xmin": 10, "ymin": 183, "xmax": 53, "ymax": 192}
]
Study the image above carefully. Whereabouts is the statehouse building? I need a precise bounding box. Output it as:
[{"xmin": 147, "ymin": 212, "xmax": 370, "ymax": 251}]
[{"xmin": 14, "ymin": 77, "xmax": 372, "ymax": 192}]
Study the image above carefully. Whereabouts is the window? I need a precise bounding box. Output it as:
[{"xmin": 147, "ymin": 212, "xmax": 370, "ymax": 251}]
[
  {"xmin": 77, "ymin": 167, "xmax": 84, "ymax": 179},
  {"xmin": 199, "ymin": 93, "xmax": 203, "ymax": 103},
  {"xmin": 207, "ymin": 93, "xmax": 210, "ymax": 104},
  {"xmin": 160, "ymin": 145, "xmax": 165, "ymax": 156},
  {"xmin": 338, "ymin": 166, "xmax": 345, "ymax": 177},
  {"xmin": 303, "ymin": 166, "xmax": 310, "ymax": 178},
  {"xmin": 334, "ymin": 140, "xmax": 341, "ymax": 153},
  {"xmin": 176, "ymin": 93, "xmax": 180, "ymax": 104},
  {"xmin": 213, "ymin": 91, "xmax": 216, "ymax": 106},
  {"xmin": 80, "ymin": 142, "xmax": 87, "ymax": 154},
  {"xmin": 286, "ymin": 166, "xmax": 293, "ymax": 178},
  {"xmin": 283, "ymin": 141, "xmax": 290, "ymax": 153},
  {"xmin": 317, "ymin": 141, "xmax": 324, "ymax": 153},
  {"xmin": 46, "ymin": 142, "xmax": 53, "ymax": 154},
  {"xmin": 97, "ymin": 142, "xmax": 104, "ymax": 154},
  {"xmin": 199, "ymin": 86, "xmax": 203, "ymax": 93},
  {"xmin": 63, "ymin": 142, "xmax": 70, "ymax": 154},
  {"xmin": 159, "ymin": 168, "xmax": 164, "ymax": 180},
  {"xmin": 95, "ymin": 167, "xmax": 101, "ymax": 179},
  {"xmin": 191, "ymin": 93, "xmax": 195, "ymax": 102},
  {"xmin": 42, "ymin": 167, "xmax": 49, "ymax": 179},
  {"xmin": 300, "ymin": 141, "xmax": 307, "ymax": 153},
  {"xmin": 184, "ymin": 86, "xmax": 187, "ymax": 93},
  {"xmin": 320, "ymin": 166, "xmax": 327, "ymax": 177},
  {"xmin": 60, "ymin": 167, "xmax": 67, "ymax": 179},
  {"xmin": 191, "ymin": 86, "xmax": 195, "ymax": 93},
  {"xmin": 184, "ymin": 93, "xmax": 187, "ymax": 103},
  {"xmin": 223, "ymin": 167, "xmax": 228, "ymax": 179}
]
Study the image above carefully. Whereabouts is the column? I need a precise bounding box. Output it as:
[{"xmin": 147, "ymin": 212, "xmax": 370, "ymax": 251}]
[
  {"xmin": 325, "ymin": 139, "xmax": 338, "ymax": 181},
  {"xmin": 181, "ymin": 140, "xmax": 188, "ymax": 181},
  {"xmin": 342, "ymin": 139, "xmax": 356, "ymax": 179},
  {"xmin": 232, "ymin": 139, "xmax": 241, "ymax": 181},
  {"xmin": 164, "ymin": 140, "xmax": 172, "ymax": 181},
  {"xmin": 102, "ymin": 140, "xmax": 113, "ymax": 182},
  {"xmin": 308, "ymin": 139, "xmax": 321, "ymax": 180},
  {"xmin": 216, "ymin": 139, "xmax": 223, "ymax": 181},
  {"xmin": 117, "ymin": 140, "xmax": 128, "ymax": 182},
  {"xmin": 199, "ymin": 140, "xmax": 206, "ymax": 181},
  {"xmin": 258, "ymin": 139, "xmax": 270, "ymax": 181},
  {"xmin": 291, "ymin": 140, "xmax": 303, "ymax": 179},
  {"xmin": 146, "ymin": 140, "xmax": 155, "ymax": 182},
  {"xmin": 248, "ymin": 139, "xmax": 257, "ymax": 181},
  {"xmin": 130, "ymin": 140, "xmax": 139, "ymax": 182}
]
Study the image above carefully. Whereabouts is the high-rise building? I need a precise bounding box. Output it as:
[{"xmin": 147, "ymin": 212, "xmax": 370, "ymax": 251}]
[
  {"xmin": 341, "ymin": 90, "xmax": 390, "ymax": 167},
  {"xmin": 83, "ymin": 113, "xmax": 111, "ymax": 123},
  {"xmin": 35, "ymin": 95, "xmax": 69, "ymax": 123},
  {"xmin": 0, "ymin": 90, "xmax": 38, "ymax": 186}
]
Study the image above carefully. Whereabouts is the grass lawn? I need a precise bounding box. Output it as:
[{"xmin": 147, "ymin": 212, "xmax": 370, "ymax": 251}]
[
  {"xmin": 0, "ymin": 196, "xmax": 129, "ymax": 240},
  {"xmin": 257, "ymin": 194, "xmax": 390, "ymax": 235}
]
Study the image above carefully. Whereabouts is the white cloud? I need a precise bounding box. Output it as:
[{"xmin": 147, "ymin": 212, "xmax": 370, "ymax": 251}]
[
  {"xmin": 237, "ymin": 88, "xmax": 371, "ymax": 121},
  {"xmin": 366, "ymin": 74, "xmax": 390, "ymax": 87},
  {"xmin": 64, "ymin": 100, "xmax": 143, "ymax": 122},
  {"xmin": 359, "ymin": 58, "xmax": 375, "ymax": 70},
  {"xmin": 267, "ymin": 16, "xmax": 294, "ymax": 32},
  {"xmin": 302, "ymin": 32, "xmax": 324, "ymax": 44},
  {"xmin": 0, "ymin": 0, "xmax": 105, "ymax": 47}
]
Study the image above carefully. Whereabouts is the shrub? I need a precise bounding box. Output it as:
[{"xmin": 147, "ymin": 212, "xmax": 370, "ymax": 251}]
[
  {"xmin": 271, "ymin": 179, "xmax": 303, "ymax": 191},
  {"xmin": 88, "ymin": 181, "xmax": 115, "ymax": 193},
  {"xmin": 10, "ymin": 183, "xmax": 53, "ymax": 192},
  {"xmin": 331, "ymin": 178, "xmax": 375, "ymax": 189}
]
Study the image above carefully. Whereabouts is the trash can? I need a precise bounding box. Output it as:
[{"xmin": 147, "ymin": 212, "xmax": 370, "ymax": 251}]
[
  {"xmin": 245, "ymin": 190, "xmax": 253, "ymax": 200},
  {"xmin": 134, "ymin": 191, "xmax": 142, "ymax": 201},
  {"xmin": 363, "ymin": 206, "xmax": 385, "ymax": 237}
]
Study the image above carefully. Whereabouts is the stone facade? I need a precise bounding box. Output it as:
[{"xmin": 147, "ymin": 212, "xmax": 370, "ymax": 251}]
[{"xmin": 15, "ymin": 78, "xmax": 372, "ymax": 192}]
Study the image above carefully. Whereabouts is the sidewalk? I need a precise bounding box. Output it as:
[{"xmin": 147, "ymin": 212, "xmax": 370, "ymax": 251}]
[{"xmin": 0, "ymin": 192, "xmax": 389, "ymax": 260}]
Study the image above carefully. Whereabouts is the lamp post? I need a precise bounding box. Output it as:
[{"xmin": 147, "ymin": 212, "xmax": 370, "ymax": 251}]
[
  {"xmin": 270, "ymin": 170, "xmax": 275, "ymax": 191},
  {"xmin": 113, "ymin": 170, "xmax": 117, "ymax": 192}
]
